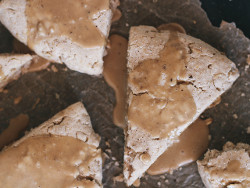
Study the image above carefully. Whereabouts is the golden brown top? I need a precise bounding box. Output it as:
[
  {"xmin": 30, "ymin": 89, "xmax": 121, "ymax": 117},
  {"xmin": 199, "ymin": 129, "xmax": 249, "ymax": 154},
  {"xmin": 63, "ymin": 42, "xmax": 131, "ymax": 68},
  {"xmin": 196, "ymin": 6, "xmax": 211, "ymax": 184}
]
[
  {"xmin": 128, "ymin": 31, "xmax": 196, "ymax": 138},
  {"xmin": 0, "ymin": 135, "xmax": 100, "ymax": 188},
  {"xmin": 26, "ymin": 0, "xmax": 109, "ymax": 48}
]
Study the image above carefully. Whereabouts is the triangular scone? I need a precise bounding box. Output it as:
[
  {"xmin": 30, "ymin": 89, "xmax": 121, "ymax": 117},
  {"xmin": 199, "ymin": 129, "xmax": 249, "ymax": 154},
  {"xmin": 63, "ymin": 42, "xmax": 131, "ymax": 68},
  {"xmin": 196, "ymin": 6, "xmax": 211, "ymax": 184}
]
[
  {"xmin": 0, "ymin": 54, "xmax": 32, "ymax": 89},
  {"xmin": 124, "ymin": 26, "xmax": 239, "ymax": 185},
  {"xmin": 197, "ymin": 142, "xmax": 250, "ymax": 188},
  {"xmin": 0, "ymin": 0, "xmax": 114, "ymax": 75},
  {"xmin": 0, "ymin": 102, "xmax": 103, "ymax": 187}
]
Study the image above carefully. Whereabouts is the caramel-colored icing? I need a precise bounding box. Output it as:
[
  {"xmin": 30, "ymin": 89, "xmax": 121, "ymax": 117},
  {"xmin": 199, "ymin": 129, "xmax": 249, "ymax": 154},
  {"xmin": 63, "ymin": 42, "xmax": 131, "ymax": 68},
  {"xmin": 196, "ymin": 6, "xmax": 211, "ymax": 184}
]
[
  {"xmin": 147, "ymin": 118, "xmax": 210, "ymax": 175},
  {"xmin": 25, "ymin": 56, "xmax": 50, "ymax": 73},
  {"xmin": 112, "ymin": 9, "xmax": 122, "ymax": 22},
  {"xmin": 26, "ymin": 0, "xmax": 109, "ymax": 48},
  {"xmin": 157, "ymin": 23, "xmax": 186, "ymax": 34},
  {"xmin": 0, "ymin": 114, "xmax": 29, "ymax": 149},
  {"xmin": 208, "ymin": 96, "xmax": 221, "ymax": 109},
  {"xmin": 0, "ymin": 135, "xmax": 100, "ymax": 187},
  {"xmin": 211, "ymin": 160, "xmax": 250, "ymax": 181},
  {"xmin": 103, "ymin": 35, "xmax": 128, "ymax": 128},
  {"xmin": 12, "ymin": 39, "xmax": 50, "ymax": 73},
  {"xmin": 128, "ymin": 31, "xmax": 196, "ymax": 138}
]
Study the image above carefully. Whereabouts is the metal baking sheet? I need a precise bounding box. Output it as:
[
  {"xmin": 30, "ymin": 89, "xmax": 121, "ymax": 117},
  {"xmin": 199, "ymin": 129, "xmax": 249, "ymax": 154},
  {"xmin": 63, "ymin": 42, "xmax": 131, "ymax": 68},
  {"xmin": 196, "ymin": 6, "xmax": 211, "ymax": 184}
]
[{"xmin": 0, "ymin": 0, "xmax": 249, "ymax": 187}]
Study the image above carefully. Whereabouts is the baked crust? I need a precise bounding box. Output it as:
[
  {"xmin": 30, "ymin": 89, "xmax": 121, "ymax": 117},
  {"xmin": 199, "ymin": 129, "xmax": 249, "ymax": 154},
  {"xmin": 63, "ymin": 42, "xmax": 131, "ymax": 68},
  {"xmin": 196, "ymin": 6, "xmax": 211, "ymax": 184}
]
[
  {"xmin": 0, "ymin": 102, "xmax": 103, "ymax": 187},
  {"xmin": 124, "ymin": 26, "xmax": 239, "ymax": 186},
  {"xmin": 0, "ymin": 0, "xmax": 113, "ymax": 75},
  {"xmin": 197, "ymin": 142, "xmax": 250, "ymax": 188}
]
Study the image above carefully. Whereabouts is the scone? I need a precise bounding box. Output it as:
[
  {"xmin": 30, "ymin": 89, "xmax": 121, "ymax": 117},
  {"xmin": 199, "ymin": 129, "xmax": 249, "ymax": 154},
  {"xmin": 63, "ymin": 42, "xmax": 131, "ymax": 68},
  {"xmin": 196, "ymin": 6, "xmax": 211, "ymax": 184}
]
[
  {"xmin": 0, "ymin": 54, "xmax": 32, "ymax": 89},
  {"xmin": 0, "ymin": 0, "xmax": 114, "ymax": 75},
  {"xmin": 124, "ymin": 26, "xmax": 239, "ymax": 185},
  {"xmin": 0, "ymin": 102, "xmax": 103, "ymax": 187},
  {"xmin": 197, "ymin": 142, "xmax": 250, "ymax": 188}
]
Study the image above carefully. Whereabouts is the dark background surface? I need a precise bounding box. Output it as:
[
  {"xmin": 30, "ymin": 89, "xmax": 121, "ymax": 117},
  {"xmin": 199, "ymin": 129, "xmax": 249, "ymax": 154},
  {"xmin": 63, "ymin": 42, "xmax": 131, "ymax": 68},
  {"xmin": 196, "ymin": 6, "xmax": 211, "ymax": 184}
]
[
  {"xmin": 200, "ymin": 0, "xmax": 250, "ymax": 38},
  {"xmin": 0, "ymin": 0, "xmax": 249, "ymax": 187}
]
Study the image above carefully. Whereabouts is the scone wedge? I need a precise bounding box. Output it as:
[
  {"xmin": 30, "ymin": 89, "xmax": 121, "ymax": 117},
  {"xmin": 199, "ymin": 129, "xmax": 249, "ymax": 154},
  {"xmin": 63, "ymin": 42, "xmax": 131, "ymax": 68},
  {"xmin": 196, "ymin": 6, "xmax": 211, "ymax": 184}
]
[
  {"xmin": 124, "ymin": 26, "xmax": 239, "ymax": 185},
  {"xmin": 0, "ymin": 0, "xmax": 114, "ymax": 75},
  {"xmin": 0, "ymin": 102, "xmax": 103, "ymax": 188},
  {"xmin": 197, "ymin": 142, "xmax": 250, "ymax": 188},
  {"xmin": 0, "ymin": 54, "xmax": 32, "ymax": 90}
]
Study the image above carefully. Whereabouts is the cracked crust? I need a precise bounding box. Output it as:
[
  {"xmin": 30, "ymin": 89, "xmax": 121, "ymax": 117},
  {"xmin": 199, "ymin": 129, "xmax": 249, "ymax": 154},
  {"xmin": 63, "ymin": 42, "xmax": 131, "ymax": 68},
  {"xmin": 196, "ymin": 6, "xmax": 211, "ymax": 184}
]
[
  {"xmin": 14, "ymin": 102, "xmax": 100, "ymax": 147},
  {"xmin": 124, "ymin": 26, "xmax": 239, "ymax": 185},
  {"xmin": 0, "ymin": 54, "xmax": 33, "ymax": 90},
  {"xmin": 2, "ymin": 102, "xmax": 102, "ymax": 186},
  {"xmin": 197, "ymin": 142, "xmax": 250, "ymax": 188},
  {"xmin": 0, "ymin": 0, "xmax": 114, "ymax": 75}
]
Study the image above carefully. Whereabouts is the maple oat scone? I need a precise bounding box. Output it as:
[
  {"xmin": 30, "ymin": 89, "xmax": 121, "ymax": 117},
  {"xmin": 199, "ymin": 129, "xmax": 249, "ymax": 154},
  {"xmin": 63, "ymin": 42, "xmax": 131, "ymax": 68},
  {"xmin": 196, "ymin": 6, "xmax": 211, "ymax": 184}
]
[
  {"xmin": 0, "ymin": 0, "xmax": 116, "ymax": 75},
  {"xmin": 0, "ymin": 102, "xmax": 103, "ymax": 187},
  {"xmin": 197, "ymin": 142, "xmax": 250, "ymax": 188},
  {"xmin": 124, "ymin": 25, "xmax": 239, "ymax": 186}
]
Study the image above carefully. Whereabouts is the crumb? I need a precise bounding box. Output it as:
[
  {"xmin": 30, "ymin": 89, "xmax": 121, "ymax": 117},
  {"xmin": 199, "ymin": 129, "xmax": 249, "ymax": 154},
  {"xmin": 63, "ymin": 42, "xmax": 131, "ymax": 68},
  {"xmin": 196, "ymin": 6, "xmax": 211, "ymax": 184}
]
[
  {"xmin": 105, "ymin": 141, "xmax": 110, "ymax": 147},
  {"xmin": 32, "ymin": 98, "xmax": 40, "ymax": 110},
  {"xmin": 14, "ymin": 96, "xmax": 22, "ymax": 105},
  {"xmin": 157, "ymin": 182, "xmax": 161, "ymax": 186},
  {"xmin": 193, "ymin": 20, "xmax": 197, "ymax": 24},
  {"xmin": 241, "ymin": 93, "xmax": 245, "ymax": 97},
  {"xmin": 0, "ymin": 108, "xmax": 3, "ymax": 112},
  {"xmin": 245, "ymin": 64, "xmax": 249, "ymax": 71},
  {"xmin": 111, "ymin": 157, "xmax": 116, "ymax": 161},
  {"xmin": 133, "ymin": 9, "xmax": 138, "ymax": 13},
  {"xmin": 105, "ymin": 149, "xmax": 111, "ymax": 153},
  {"xmin": 63, "ymin": 67, "xmax": 68, "ymax": 71},
  {"xmin": 3, "ymin": 89, "xmax": 8, "ymax": 94},
  {"xmin": 208, "ymin": 97, "xmax": 221, "ymax": 108},
  {"xmin": 138, "ymin": 1, "xmax": 142, "ymax": 5},
  {"xmin": 247, "ymin": 127, "xmax": 250, "ymax": 134},
  {"xmin": 51, "ymin": 65, "xmax": 58, "ymax": 72},
  {"xmin": 55, "ymin": 93, "xmax": 60, "ymax": 99},
  {"xmin": 208, "ymin": 135, "xmax": 211, "ymax": 140},
  {"xmin": 133, "ymin": 179, "xmax": 140, "ymax": 187},
  {"xmin": 114, "ymin": 161, "xmax": 119, "ymax": 166},
  {"xmin": 247, "ymin": 54, "xmax": 250, "ymax": 65},
  {"xmin": 200, "ymin": 114, "xmax": 205, "ymax": 119},
  {"xmin": 103, "ymin": 152, "xmax": 109, "ymax": 160},
  {"xmin": 224, "ymin": 103, "xmax": 229, "ymax": 107},
  {"xmin": 153, "ymin": 0, "xmax": 158, "ymax": 3},
  {"xmin": 233, "ymin": 114, "xmax": 238, "ymax": 119},
  {"xmin": 113, "ymin": 174, "xmax": 124, "ymax": 182},
  {"xmin": 205, "ymin": 118, "xmax": 213, "ymax": 126},
  {"xmin": 160, "ymin": 175, "xmax": 165, "ymax": 179},
  {"xmin": 125, "ymin": 23, "xmax": 129, "ymax": 27},
  {"xmin": 165, "ymin": 179, "xmax": 169, "ymax": 183}
]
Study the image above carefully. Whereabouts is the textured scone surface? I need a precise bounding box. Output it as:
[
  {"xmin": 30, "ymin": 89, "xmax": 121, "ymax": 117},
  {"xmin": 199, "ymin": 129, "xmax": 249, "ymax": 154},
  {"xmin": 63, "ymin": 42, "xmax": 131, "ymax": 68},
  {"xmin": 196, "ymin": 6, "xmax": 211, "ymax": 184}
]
[
  {"xmin": 197, "ymin": 142, "xmax": 250, "ymax": 188},
  {"xmin": 124, "ymin": 26, "xmax": 239, "ymax": 185},
  {"xmin": 0, "ymin": 135, "xmax": 102, "ymax": 188},
  {"xmin": 0, "ymin": 102, "xmax": 103, "ymax": 187},
  {"xmin": 0, "ymin": 54, "xmax": 32, "ymax": 89},
  {"xmin": 15, "ymin": 102, "xmax": 101, "ymax": 147},
  {"xmin": 0, "ymin": 0, "xmax": 113, "ymax": 75}
]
